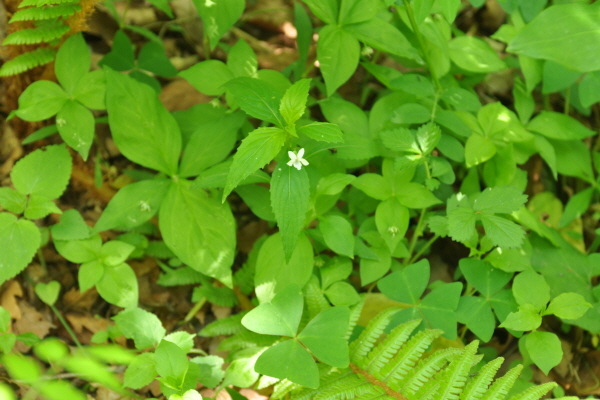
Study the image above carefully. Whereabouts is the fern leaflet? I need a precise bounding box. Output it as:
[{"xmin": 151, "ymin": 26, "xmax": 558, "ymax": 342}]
[
  {"xmin": 10, "ymin": 4, "xmax": 81, "ymax": 22},
  {"xmin": 0, "ymin": 48, "xmax": 55, "ymax": 76},
  {"xmin": 3, "ymin": 22, "xmax": 70, "ymax": 45}
]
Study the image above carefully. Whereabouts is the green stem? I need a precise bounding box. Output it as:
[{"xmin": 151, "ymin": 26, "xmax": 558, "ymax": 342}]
[
  {"xmin": 184, "ymin": 297, "xmax": 207, "ymax": 324},
  {"xmin": 50, "ymin": 305, "xmax": 83, "ymax": 350},
  {"xmin": 407, "ymin": 234, "xmax": 439, "ymax": 265},
  {"xmin": 37, "ymin": 248, "xmax": 47, "ymax": 273},
  {"xmin": 401, "ymin": 0, "xmax": 442, "ymax": 93},
  {"xmin": 404, "ymin": 208, "xmax": 428, "ymax": 266},
  {"xmin": 564, "ymin": 86, "xmax": 571, "ymax": 115}
]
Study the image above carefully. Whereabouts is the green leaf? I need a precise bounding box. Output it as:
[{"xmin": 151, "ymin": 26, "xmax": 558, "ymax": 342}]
[
  {"xmin": 113, "ymin": 307, "xmax": 166, "ymax": 350},
  {"xmin": 191, "ymin": 355, "xmax": 225, "ymax": 388},
  {"xmin": 0, "ymin": 213, "xmax": 41, "ymax": 284},
  {"xmin": 527, "ymin": 111, "xmax": 595, "ymax": 140},
  {"xmin": 51, "ymin": 209, "xmax": 90, "ymax": 241},
  {"xmin": 465, "ymin": 134, "xmax": 496, "ymax": 167},
  {"xmin": 338, "ymin": 0, "xmax": 377, "ymax": 25},
  {"xmin": 474, "ymin": 186, "xmax": 528, "ymax": 214},
  {"xmin": 124, "ymin": 353, "xmax": 157, "ymax": 389},
  {"xmin": 235, "ymin": 185, "xmax": 275, "ymax": 221},
  {"xmin": 100, "ymin": 240, "xmax": 135, "ymax": 267},
  {"xmin": 193, "ymin": 0, "xmax": 245, "ymax": 49},
  {"xmin": 180, "ymin": 113, "xmax": 244, "ymax": 177},
  {"xmin": 180, "ymin": 60, "xmax": 234, "ymax": 96},
  {"xmin": 225, "ymin": 77, "xmax": 284, "ymax": 126},
  {"xmin": 447, "ymin": 206, "xmax": 477, "ymax": 243},
  {"xmin": 54, "ymin": 235, "xmax": 102, "ymax": 264},
  {"xmin": 579, "ymin": 71, "xmax": 600, "ymax": 107},
  {"xmin": 380, "ymin": 128, "xmax": 419, "ymax": 153},
  {"xmin": 138, "ymin": 41, "xmax": 177, "ymax": 77},
  {"xmin": 78, "ymin": 260, "xmax": 103, "ymax": 292},
  {"xmin": 14, "ymin": 80, "xmax": 68, "ymax": 121},
  {"xmin": 320, "ymin": 215, "xmax": 354, "ymax": 258},
  {"xmin": 280, "ymin": 78, "xmax": 310, "ymax": 127},
  {"xmin": 316, "ymin": 173, "xmax": 356, "ymax": 196},
  {"xmin": 35, "ymin": 281, "xmax": 60, "ymax": 306},
  {"xmin": 396, "ymin": 183, "xmax": 441, "ymax": 209},
  {"xmin": 419, "ymin": 282, "xmax": 463, "ymax": 339},
  {"xmin": 343, "ymin": 18, "xmax": 420, "ymax": 61},
  {"xmin": 320, "ymin": 96, "xmax": 368, "ymax": 137},
  {"xmin": 416, "ymin": 122, "xmax": 442, "ymax": 155},
  {"xmin": 449, "ymin": 36, "xmax": 506, "ymax": 73},
  {"xmin": 56, "ymin": 100, "xmax": 94, "ymax": 160},
  {"xmin": 298, "ymin": 306, "xmax": 350, "ymax": 367},
  {"xmin": 513, "ymin": 270, "xmax": 550, "ymax": 310},
  {"xmin": 0, "ymin": 307, "xmax": 11, "ymax": 333},
  {"xmin": 459, "ymin": 258, "xmax": 513, "ymax": 296},
  {"xmin": 351, "ymin": 173, "xmax": 391, "ymax": 200},
  {"xmin": 105, "ymin": 69, "xmax": 181, "ymax": 175},
  {"xmin": 375, "ymin": 198, "xmax": 409, "ymax": 253},
  {"xmin": 155, "ymin": 339, "xmax": 188, "ymax": 379},
  {"xmin": 11, "ymin": 144, "xmax": 71, "ymax": 199},
  {"xmin": 377, "ymin": 259, "xmax": 430, "ymax": 304},
  {"xmin": 318, "ymin": 25, "xmax": 360, "ymax": 97},
  {"xmin": 270, "ymin": 163, "xmax": 310, "ymax": 260},
  {"xmin": 223, "ymin": 127, "xmax": 287, "ymax": 199},
  {"xmin": 254, "ymin": 339, "xmax": 319, "ymax": 388},
  {"xmin": 23, "ymin": 195, "xmax": 62, "ymax": 220},
  {"xmin": 360, "ymin": 245, "xmax": 392, "ymax": 286},
  {"xmin": 297, "ymin": 122, "xmax": 344, "ymax": 143},
  {"xmin": 160, "ymin": 182, "xmax": 236, "ymax": 287},
  {"xmin": 98, "ymin": 30, "xmax": 135, "ymax": 71},
  {"xmin": 93, "ymin": 179, "xmax": 170, "ymax": 233},
  {"xmin": 0, "ymin": 188, "xmax": 26, "ymax": 214},
  {"xmin": 551, "ymin": 139, "xmax": 594, "ymax": 183},
  {"xmin": 559, "ymin": 187, "xmax": 593, "ymax": 228},
  {"xmin": 55, "ymin": 33, "xmax": 89, "ymax": 95},
  {"xmin": 508, "ymin": 3, "xmax": 600, "ymax": 72},
  {"xmin": 228, "ymin": 39, "xmax": 257, "ymax": 78},
  {"xmin": 544, "ymin": 292, "xmax": 591, "ymax": 320},
  {"xmin": 391, "ymin": 103, "xmax": 431, "ymax": 125},
  {"xmin": 242, "ymin": 283, "xmax": 303, "ymax": 337},
  {"xmin": 524, "ymin": 331, "xmax": 562, "ymax": 375},
  {"xmin": 500, "ymin": 304, "xmax": 542, "ymax": 331},
  {"xmin": 194, "ymin": 159, "xmax": 270, "ymax": 190},
  {"xmin": 96, "ymin": 263, "xmax": 138, "ymax": 308},
  {"xmin": 255, "ymin": 232, "xmax": 314, "ymax": 303},
  {"xmin": 456, "ymin": 296, "xmax": 495, "ymax": 342},
  {"xmin": 480, "ymin": 214, "xmax": 525, "ymax": 249},
  {"xmin": 0, "ymin": 333, "xmax": 16, "ymax": 354},
  {"xmin": 324, "ymin": 282, "xmax": 360, "ymax": 306},
  {"xmin": 301, "ymin": 0, "xmax": 338, "ymax": 24}
]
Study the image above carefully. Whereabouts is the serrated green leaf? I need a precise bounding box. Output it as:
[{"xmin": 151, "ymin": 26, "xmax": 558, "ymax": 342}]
[
  {"xmin": 473, "ymin": 186, "xmax": 528, "ymax": 214},
  {"xmin": 544, "ymin": 292, "xmax": 591, "ymax": 320},
  {"xmin": 298, "ymin": 306, "xmax": 350, "ymax": 367},
  {"xmin": 242, "ymin": 284, "xmax": 303, "ymax": 336},
  {"xmin": 270, "ymin": 163, "xmax": 310, "ymax": 260},
  {"xmin": 124, "ymin": 353, "xmax": 157, "ymax": 389},
  {"xmin": 254, "ymin": 339, "xmax": 319, "ymax": 388},
  {"xmin": 416, "ymin": 122, "xmax": 441, "ymax": 155},
  {"xmin": 11, "ymin": 144, "xmax": 71, "ymax": 199},
  {"xmin": 223, "ymin": 127, "xmax": 286, "ymax": 199},
  {"xmin": 0, "ymin": 213, "xmax": 41, "ymax": 284},
  {"xmin": 225, "ymin": 77, "xmax": 285, "ymax": 126},
  {"xmin": 113, "ymin": 307, "xmax": 166, "ymax": 350},
  {"xmin": 280, "ymin": 78, "xmax": 310, "ymax": 127},
  {"xmin": 447, "ymin": 206, "xmax": 477, "ymax": 243},
  {"xmin": 480, "ymin": 214, "xmax": 525, "ymax": 249},
  {"xmin": 191, "ymin": 355, "xmax": 225, "ymax": 388},
  {"xmin": 524, "ymin": 331, "xmax": 562, "ymax": 375},
  {"xmin": 0, "ymin": 188, "xmax": 26, "ymax": 214},
  {"xmin": 23, "ymin": 195, "xmax": 61, "ymax": 219},
  {"xmin": 160, "ymin": 182, "xmax": 236, "ymax": 287}
]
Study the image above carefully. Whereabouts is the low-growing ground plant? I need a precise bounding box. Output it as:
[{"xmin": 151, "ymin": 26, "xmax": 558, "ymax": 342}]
[{"xmin": 1, "ymin": 0, "xmax": 600, "ymax": 399}]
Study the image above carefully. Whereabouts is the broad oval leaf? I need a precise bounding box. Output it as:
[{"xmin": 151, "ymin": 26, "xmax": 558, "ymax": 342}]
[
  {"xmin": 224, "ymin": 77, "xmax": 285, "ymax": 126},
  {"xmin": 180, "ymin": 60, "xmax": 233, "ymax": 96},
  {"xmin": 56, "ymin": 100, "xmax": 94, "ymax": 160},
  {"xmin": 14, "ymin": 80, "xmax": 68, "ymax": 121},
  {"xmin": 319, "ymin": 215, "xmax": 354, "ymax": 258},
  {"xmin": 318, "ymin": 25, "xmax": 360, "ymax": 97}
]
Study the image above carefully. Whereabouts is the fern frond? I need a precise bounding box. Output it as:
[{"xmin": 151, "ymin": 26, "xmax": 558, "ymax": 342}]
[
  {"xmin": 460, "ymin": 357, "xmax": 504, "ymax": 400},
  {"xmin": 432, "ymin": 341, "xmax": 479, "ymax": 400},
  {"xmin": 481, "ymin": 365, "xmax": 523, "ymax": 400},
  {"xmin": 234, "ymin": 261, "xmax": 255, "ymax": 295},
  {"xmin": 401, "ymin": 347, "xmax": 462, "ymax": 395},
  {"xmin": 156, "ymin": 263, "xmax": 207, "ymax": 286},
  {"xmin": 0, "ymin": 48, "xmax": 55, "ymax": 76},
  {"xmin": 350, "ymin": 307, "xmax": 402, "ymax": 365},
  {"xmin": 257, "ymin": 375, "xmax": 281, "ymax": 390},
  {"xmin": 346, "ymin": 296, "xmax": 366, "ymax": 341},
  {"xmin": 3, "ymin": 23, "xmax": 70, "ymax": 45},
  {"xmin": 271, "ymin": 379, "xmax": 299, "ymax": 399},
  {"xmin": 365, "ymin": 319, "xmax": 421, "ymax": 373},
  {"xmin": 316, "ymin": 373, "xmax": 373, "ymax": 400},
  {"xmin": 293, "ymin": 369, "xmax": 354, "ymax": 400},
  {"xmin": 377, "ymin": 329, "xmax": 443, "ymax": 386},
  {"xmin": 199, "ymin": 312, "xmax": 247, "ymax": 337},
  {"xmin": 305, "ymin": 274, "xmax": 331, "ymax": 318},
  {"xmin": 9, "ymin": 4, "xmax": 81, "ymax": 22},
  {"xmin": 19, "ymin": 0, "xmax": 79, "ymax": 8},
  {"xmin": 509, "ymin": 382, "xmax": 556, "ymax": 400}
]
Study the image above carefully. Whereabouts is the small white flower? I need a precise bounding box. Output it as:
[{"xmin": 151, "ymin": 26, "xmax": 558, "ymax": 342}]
[
  {"xmin": 56, "ymin": 118, "xmax": 66, "ymax": 127},
  {"xmin": 388, "ymin": 226, "xmax": 399, "ymax": 237},
  {"xmin": 287, "ymin": 148, "xmax": 309, "ymax": 170},
  {"xmin": 139, "ymin": 201, "xmax": 151, "ymax": 212}
]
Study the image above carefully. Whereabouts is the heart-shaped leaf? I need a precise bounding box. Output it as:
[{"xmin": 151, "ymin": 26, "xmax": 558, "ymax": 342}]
[
  {"xmin": 35, "ymin": 281, "xmax": 61, "ymax": 306},
  {"xmin": 254, "ymin": 339, "xmax": 319, "ymax": 388},
  {"xmin": 242, "ymin": 284, "xmax": 303, "ymax": 337},
  {"xmin": 298, "ymin": 306, "xmax": 350, "ymax": 368}
]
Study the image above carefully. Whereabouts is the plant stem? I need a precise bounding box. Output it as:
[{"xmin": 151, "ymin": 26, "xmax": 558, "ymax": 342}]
[
  {"xmin": 50, "ymin": 305, "xmax": 83, "ymax": 350},
  {"xmin": 184, "ymin": 297, "xmax": 207, "ymax": 324},
  {"xmin": 564, "ymin": 86, "xmax": 571, "ymax": 115},
  {"xmin": 405, "ymin": 208, "xmax": 427, "ymax": 266},
  {"xmin": 401, "ymin": 0, "xmax": 443, "ymax": 93},
  {"xmin": 407, "ymin": 234, "xmax": 439, "ymax": 265}
]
